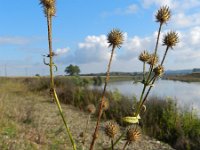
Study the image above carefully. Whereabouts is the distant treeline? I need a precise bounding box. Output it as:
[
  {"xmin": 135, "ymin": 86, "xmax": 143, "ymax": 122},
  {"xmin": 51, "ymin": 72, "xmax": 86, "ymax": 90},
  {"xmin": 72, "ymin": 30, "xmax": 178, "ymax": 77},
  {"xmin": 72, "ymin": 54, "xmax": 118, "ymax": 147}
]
[
  {"xmin": 80, "ymin": 72, "xmax": 143, "ymax": 76},
  {"xmin": 79, "ymin": 68, "xmax": 200, "ymax": 76}
]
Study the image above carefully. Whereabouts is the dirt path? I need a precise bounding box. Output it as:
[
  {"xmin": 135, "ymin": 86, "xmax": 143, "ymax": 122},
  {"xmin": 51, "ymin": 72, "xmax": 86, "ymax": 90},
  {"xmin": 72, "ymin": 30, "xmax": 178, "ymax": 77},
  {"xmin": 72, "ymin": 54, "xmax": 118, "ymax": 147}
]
[{"xmin": 0, "ymin": 80, "xmax": 174, "ymax": 150}]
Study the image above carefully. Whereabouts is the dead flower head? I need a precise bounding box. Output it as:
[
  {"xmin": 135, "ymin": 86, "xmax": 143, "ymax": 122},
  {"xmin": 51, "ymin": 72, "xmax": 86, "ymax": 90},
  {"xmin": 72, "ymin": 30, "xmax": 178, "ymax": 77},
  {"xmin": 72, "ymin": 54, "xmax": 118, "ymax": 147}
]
[
  {"xmin": 153, "ymin": 65, "xmax": 164, "ymax": 77},
  {"xmin": 102, "ymin": 98, "xmax": 109, "ymax": 111},
  {"xmin": 40, "ymin": 0, "xmax": 56, "ymax": 16},
  {"xmin": 86, "ymin": 104, "xmax": 96, "ymax": 114},
  {"xmin": 156, "ymin": 6, "xmax": 171, "ymax": 24},
  {"xmin": 40, "ymin": 0, "xmax": 55, "ymax": 8},
  {"xmin": 147, "ymin": 54, "xmax": 159, "ymax": 66},
  {"xmin": 163, "ymin": 31, "xmax": 179, "ymax": 49},
  {"xmin": 126, "ymin": 125, "xmax": 141, "ymax": 143},
  {"xmin": 107, "ymin": 29, "xmax": 124, "ymax": 48},
  {"xmin": 104, "ymin": 121, "xmax": 119, "ymax": 139},
  {"xmin": 139, "ymin": 50, "xmax": 150, "ymax": 62}
]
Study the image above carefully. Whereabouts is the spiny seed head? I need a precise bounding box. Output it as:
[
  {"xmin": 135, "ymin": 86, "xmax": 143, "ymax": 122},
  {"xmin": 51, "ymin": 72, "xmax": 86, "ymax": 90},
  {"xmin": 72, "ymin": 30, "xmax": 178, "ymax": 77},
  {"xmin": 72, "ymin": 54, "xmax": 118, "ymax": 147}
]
[
  {"xmin": 40, "ymin": 0, "xmax": 55, "ymax": 9},
  {"xmin": 126, "ymin": 125, "xmax": 141, "ymax": 143},
  {"xmin": 107, "ymin": 29, "xmax": 124, "ymax": 48},
  {"xmin": 104, "ymin": 121, "xmax": 119, "ymax": 139},
  {"xmin": 139, "ymin": 50, "xmax": 150, "ymax": 62},
  {"xmin": 86, "ymin": 104, "xmax": 96, "ymax": 114},
  {"xmin": 153, "ymin": 65, "xmax": 164, "ymax": 77},
  {"xmin": 101, "ymin": 98, "xmax": 109, "ymax": 111},
  {"xmin": 40, "ymin": 0, "xmax": 56, "ymax": 17},
  {"xmin": 163, "ymin": 31, "xmax": 179, "ymax": 49},
  {"xmin": 147, "ymin": 54, "xmax": 159, "ymax": 66},
  {"xmin": 44, "ymin": 7, "xmax": 56, "ymax": 16},
  {"xmin": 43, "ymin": 5, "xmax": 56, "ymax": 17},
  {"xmin": 156, "ymin": 6, "xmax": 171, "ymax": 24}
]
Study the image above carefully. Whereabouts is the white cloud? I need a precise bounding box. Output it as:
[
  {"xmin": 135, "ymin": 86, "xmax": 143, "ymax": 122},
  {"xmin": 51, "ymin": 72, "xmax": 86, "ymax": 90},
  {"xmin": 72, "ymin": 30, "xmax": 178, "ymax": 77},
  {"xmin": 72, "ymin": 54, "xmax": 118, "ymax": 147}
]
[
  {"xmin": 101, "ymin": 4, "xmax": 138, "ymax": 17},
  {"xmin": 55, "ymin": 47, "xmax": 70, "ymax": 55},
  {"xmin": 142, "ymin": 0, "xmax": 174, "ymax": 8},
  {"xmin": 141, "ymin": 0, "xmax": 200, "ymax": 29},
  {"xmin": 142, "ymin": 0, "xmax": 200, "ymax": 10},
  {"xmin": 0, "ymin": 36, "xmax": 30, "ymax": 45},
  {"xmin": 172, "ymin": 12, "xmax": 200, "ymax": 28},
  {"xmin": 189, "ymin": 27, "xmax": 200, "ymax": 45},
  {"xmin": 55, "ymin": 25, "xmax": 200, "ymax": 73},
  {"xmin": 75, "ymin": 35, "xmax": 110, "ymax": 63},
  {"xmin": 125, "ymin": 4, "xmax": 138, "ymax": 14}
]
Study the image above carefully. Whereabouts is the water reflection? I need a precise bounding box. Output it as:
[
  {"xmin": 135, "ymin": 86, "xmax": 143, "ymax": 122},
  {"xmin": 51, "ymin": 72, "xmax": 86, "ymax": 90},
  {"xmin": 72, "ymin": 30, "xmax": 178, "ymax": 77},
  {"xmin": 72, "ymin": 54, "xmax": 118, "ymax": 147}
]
[{"xmin": 93, "ymin": 79, "xmax": 200, "ymax": 113}]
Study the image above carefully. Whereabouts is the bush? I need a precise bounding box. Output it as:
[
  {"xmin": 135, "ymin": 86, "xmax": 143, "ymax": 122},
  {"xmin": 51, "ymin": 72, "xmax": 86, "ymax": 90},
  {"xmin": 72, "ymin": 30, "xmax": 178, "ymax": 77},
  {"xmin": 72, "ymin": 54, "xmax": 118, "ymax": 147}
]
[{"xmin": 142, "ymin": 97, "xmax": 200, "ymax": 150}]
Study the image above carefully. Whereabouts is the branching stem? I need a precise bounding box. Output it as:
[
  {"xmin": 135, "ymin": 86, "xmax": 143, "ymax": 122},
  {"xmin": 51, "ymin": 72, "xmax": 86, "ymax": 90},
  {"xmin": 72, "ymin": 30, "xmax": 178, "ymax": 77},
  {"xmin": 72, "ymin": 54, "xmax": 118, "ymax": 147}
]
[{"xmin": 135, "ymin": 23, "xmax": 163, "ymax": 116}]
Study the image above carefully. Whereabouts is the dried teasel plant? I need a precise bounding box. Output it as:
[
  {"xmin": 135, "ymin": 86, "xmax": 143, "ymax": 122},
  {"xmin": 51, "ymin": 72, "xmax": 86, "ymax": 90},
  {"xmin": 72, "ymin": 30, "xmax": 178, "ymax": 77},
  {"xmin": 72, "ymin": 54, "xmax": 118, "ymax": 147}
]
[
  {"xmin": 122, "ymin": 125, "xmax": 141, "ymax": 150},
  {"xmin": 39, "ymin": 0, "xmax": 76, "ymax": 150},
  {"xmin": 121, "ymin": 6, "xmax": 179, "ymax": 148},
  {"xmin": 80, "ymin": 104, "xmax": 96, "ymax": 150},
  {"xmin": 133, "ymin": 5, "xmax": 179, "ymax": 119},
  {"xmin": 89, "ymin": 29, "xmax": 124, "ymax": 150},
  {"xmin": 156, "ymin": 6, "xmax": 171, "ymax": 24},
  {"xmin": 104, "ymin": 121, "xmax": 120, "ymax": 150}
]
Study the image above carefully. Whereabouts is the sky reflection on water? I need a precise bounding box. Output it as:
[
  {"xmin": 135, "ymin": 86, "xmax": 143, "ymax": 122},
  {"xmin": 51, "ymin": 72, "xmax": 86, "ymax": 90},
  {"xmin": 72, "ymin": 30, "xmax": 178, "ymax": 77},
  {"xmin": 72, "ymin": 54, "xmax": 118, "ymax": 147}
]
[{"xmin": 94, "ymin": 80, "xmax": 200, "ymax": 114}]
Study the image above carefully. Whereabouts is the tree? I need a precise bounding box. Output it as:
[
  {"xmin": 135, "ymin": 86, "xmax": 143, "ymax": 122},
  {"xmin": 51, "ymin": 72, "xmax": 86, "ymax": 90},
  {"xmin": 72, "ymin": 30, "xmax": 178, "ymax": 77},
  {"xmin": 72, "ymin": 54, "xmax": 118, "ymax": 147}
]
[{"xmin": 65, "ymin": 64, "xmax": 80, "ymax": 76}]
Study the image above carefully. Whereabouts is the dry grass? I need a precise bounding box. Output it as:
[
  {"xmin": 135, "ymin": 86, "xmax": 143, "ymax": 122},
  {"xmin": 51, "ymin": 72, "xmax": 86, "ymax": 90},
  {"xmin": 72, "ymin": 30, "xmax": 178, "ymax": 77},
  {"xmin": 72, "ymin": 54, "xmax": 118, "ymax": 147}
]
[{"xmin": 0, "ymin": 78, "xmax": 174, "ymax": 150}]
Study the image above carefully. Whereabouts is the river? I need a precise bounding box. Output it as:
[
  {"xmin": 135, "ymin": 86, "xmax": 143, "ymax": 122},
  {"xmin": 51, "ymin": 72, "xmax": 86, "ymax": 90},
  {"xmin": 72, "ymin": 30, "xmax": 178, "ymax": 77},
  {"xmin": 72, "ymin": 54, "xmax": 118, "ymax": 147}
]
[{"xmin": 93, "ymin": 79, "xmax": 200, "ymax": 113}]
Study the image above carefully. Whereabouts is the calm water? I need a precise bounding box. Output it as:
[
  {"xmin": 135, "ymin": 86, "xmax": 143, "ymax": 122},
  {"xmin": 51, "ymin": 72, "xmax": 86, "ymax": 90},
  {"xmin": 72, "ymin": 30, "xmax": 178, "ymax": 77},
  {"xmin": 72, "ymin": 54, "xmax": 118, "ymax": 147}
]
[{"xmin": 93, "ymin": 80, "xmax": 200, "ymax": 112}]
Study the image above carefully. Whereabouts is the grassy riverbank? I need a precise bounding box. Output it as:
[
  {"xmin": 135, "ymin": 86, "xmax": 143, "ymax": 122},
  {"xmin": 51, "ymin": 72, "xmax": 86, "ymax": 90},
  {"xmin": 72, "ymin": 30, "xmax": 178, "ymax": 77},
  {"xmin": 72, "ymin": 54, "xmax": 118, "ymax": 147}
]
[
  {"xmin": 1, "ymin": 77, "xmax": 200, "ymax": 149},
  {"xmin": 164, "ymin": 73, "xmax": 200, "ymax": 82}
]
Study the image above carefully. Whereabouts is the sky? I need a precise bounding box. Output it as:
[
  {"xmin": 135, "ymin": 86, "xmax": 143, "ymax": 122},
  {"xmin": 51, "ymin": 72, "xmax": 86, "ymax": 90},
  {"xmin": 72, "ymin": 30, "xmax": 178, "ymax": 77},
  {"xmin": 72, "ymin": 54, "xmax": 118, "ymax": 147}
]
[{"xmin": 0, "ymin": 0, "xmax": 200, "ymax": 76}]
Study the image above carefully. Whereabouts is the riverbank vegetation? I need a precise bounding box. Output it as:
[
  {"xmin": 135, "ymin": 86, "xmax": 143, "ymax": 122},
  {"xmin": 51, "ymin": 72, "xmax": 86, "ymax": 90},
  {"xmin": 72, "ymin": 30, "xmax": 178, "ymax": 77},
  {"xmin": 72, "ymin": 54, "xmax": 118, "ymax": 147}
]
[
  {"xmin": 164, "ymin": 73, "xmax": 200, "ymax": 82},
  {"xmin": 6, "ymin": 77, "xmax": 197, "ymax": 150},
  {"xmin": 0, "ymin": 77, "xmax": 176, "ymax": 149}
]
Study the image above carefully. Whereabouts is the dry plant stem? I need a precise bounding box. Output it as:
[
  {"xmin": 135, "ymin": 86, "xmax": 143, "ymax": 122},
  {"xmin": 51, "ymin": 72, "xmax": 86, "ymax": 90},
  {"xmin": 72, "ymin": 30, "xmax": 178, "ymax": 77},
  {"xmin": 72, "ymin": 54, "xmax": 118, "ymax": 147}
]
[
  {"xmin": 122, "ymin": 141, "xmax": 129, "ymax": 150},
  {"xmin": 109, "ymin": 131, "xmax": 125, "ymax": 150},
  {"xmin": 53, "ymin": 90, "xmax": 77, "ymax": 150},
  {"xmin": 47, "ymin": 14, "xmax": 54, "ymax": 88},
  {"xmin": 143, "ymin": 62, "xmax": 146, "ymax": 81},
  {"xmin": 161, "ymin": 46, "xmax": 169, "ymax": 65},
  {"xmin": 141, "ymin": 46, "xmax": 169, "ymax": 107},
  {"xmin": 46, "ymin": 13, "xmax": 76, "ymax": 150},
  {"xmin": 135, "ymin": 23, "xmax": 163, "ymax": 116},
  {"xmin": 111, "ymin": 139, "xmax": 114, "ymax": 150},
  {"xmin": 89, "ymin": 45, "xmax": 116, "ymax": 150},
  {"xmin": 146, "ymin": 23, "xmax": 163, "ymax": 81},
  {"xmin": 82, "ymin": 114, "xmax": 91, "ymax": 146}
]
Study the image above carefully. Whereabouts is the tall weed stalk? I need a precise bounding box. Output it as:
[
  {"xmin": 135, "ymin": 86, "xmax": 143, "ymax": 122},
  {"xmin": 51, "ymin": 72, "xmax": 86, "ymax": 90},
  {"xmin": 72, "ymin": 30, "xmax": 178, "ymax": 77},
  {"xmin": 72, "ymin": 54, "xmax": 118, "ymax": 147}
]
[{"xmin": 39, "ymin": 0, "xmax": 76, "ymax": 149}]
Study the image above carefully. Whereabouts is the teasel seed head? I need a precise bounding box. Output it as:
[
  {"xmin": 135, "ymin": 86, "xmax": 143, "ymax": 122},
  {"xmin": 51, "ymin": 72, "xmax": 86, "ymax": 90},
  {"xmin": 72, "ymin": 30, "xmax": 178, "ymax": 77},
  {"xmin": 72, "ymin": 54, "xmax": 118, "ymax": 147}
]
[
  {"xmin": 163, "ymin": 31, "xmax": 179, "ymax": 49},
  {"xmin": 139, "ymin": 50, "xmax": 150, "ymax": 62},
  {"xmin": 86, "ymin": 104, "xmax": 96, "ymax": 114},
  {"xmin": 156, "ymin": 6, "xmax": 171, "ymax": 24},
  {"xmin": 43, "ymin": 5, "xmax": 56, "ymax": 17},
  {"xmin": 104, "ymin": 121, "xmax": 119, "ymax": 139},
  {"xmin": 126, "ymin": 125, "xmax": 141, "ymax": 143},
  {"xmin": 40, "ymin": 0, "xmax": 55, "ymax": 9},
  {"xmin": 44, "ymin": 7, "xmax": 56, "ymax": 17},
  {"xmin": 153, "ymin": 65, "xmax": 164, "ymax": 77},
  {"xmin": 107, "ymin": 29, "xmax": 124, "ymax": 48},
  {"xmin": 102, "ymin": 98, "xmax": 109, "ymax": 111},
  {"xmin": 40, "ymin": 0, "xmax": 56, "ymax": 17},
  {"xmin": 147, "ymin": 54, "xmax": 159, "ymax": 66}
]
